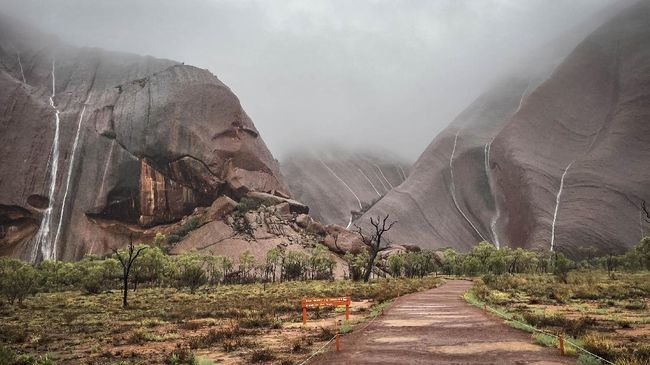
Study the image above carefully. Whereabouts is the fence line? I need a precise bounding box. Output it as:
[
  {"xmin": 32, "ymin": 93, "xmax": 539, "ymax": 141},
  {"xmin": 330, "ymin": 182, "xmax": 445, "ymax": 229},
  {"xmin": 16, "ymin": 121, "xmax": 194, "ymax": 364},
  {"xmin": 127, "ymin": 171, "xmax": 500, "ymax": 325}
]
[
  {"xmin": 298, "ymin": 299, "xmax": 388, "ymax": 364},
  {"xmin": 483, "ymin": 303, "xmax": 615, "ymax": 365}
]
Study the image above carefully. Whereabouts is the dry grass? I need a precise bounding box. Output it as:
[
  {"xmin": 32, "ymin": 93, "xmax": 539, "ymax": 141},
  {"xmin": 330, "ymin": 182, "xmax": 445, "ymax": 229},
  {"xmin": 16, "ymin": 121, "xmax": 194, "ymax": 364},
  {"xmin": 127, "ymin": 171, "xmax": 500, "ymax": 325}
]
[
  {"xmin": 0, "ymin": 276, "xmax": 442, "ymax": 364},
  {"xmin": 473, "ymin": 271, "xmax": 650, "ymax": 365}
]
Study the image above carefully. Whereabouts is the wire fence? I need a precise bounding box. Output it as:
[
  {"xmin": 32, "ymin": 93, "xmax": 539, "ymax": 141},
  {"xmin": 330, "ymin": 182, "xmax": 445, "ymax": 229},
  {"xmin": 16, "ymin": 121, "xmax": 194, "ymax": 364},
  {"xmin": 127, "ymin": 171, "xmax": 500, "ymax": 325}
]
[
  {"xmin": 297, "ymin": 334, "xmax": 337, "ymax": 365},
  {"xmin": 483, "ymin": 303, "xmax": 615, "ymax": 365},
  {"xmin": 297, "ymin": 300, "xmax": 387, "ymax": 365}
]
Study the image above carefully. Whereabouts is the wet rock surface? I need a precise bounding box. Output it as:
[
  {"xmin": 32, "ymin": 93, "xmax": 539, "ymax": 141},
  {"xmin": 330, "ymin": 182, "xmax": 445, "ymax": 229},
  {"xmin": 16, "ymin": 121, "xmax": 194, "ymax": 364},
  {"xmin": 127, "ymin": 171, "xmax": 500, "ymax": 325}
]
[
  {"xmin": 360, "ymin": 2, "xmax": 650, "ymax": 256},
  {"xmin": 0, "ymin": 15, "xmax": 287, "ymax": 260}
]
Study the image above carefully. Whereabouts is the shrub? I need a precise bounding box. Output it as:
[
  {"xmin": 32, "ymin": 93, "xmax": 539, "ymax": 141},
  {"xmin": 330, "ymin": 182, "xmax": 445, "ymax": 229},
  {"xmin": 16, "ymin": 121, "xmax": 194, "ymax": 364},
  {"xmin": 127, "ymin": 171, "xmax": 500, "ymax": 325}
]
[
  {"xmin": 0, "ymin": 345, "xmax": 16, "ymax": 365},
  {"xmin": 235, "ymin": 197, "xmax": 263, "ymax": 214},
  {"xmin": 581, "ymin": 334, "xmax": 617, "ymax": 361},
  {"xmin": 188, "ymin": 325, "xmax": 243, "ymax": 349},
  {"xmin": 0, "ymin": 258, "xmax": 40, "ymax": 304},
  {"xmin": 624, "ymin": 301, "xmax": 647, "ymax": 310},
  {"xmin": 171, "ymin": 217, "xmax": 202, "ymax": 238},
  {"xmin": 167, "ymin": 234, "xmax": 181, "ymax": 244},
  {"xmin": 250, "ymin": 348, "xmax": 274, "ymax": 363}
]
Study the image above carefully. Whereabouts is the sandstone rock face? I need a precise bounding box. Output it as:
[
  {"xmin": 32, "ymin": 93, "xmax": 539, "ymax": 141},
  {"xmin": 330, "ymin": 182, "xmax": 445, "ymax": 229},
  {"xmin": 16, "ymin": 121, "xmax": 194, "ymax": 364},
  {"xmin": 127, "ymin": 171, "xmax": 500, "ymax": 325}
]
[
  {"xmin": 0, "ymin": 15, "xmax": 288, "ymax": 261},
  {"xmin": 281, "ymin": 148, "xmax": 411, "ymax": 228},
  {"xmin": 170, "ymin": 204, "xmax": 350, "ymax": 278},
  {"xmin": 492, "ymin": 1, "xmax": 650, "ymax": 256},
  {"xmin": 245, "ymin": 192, "xmax": 309, "ymax": 215},
  {"xmin": 360, "ymin": 1, "xmax": 650, "ymax": 257}
]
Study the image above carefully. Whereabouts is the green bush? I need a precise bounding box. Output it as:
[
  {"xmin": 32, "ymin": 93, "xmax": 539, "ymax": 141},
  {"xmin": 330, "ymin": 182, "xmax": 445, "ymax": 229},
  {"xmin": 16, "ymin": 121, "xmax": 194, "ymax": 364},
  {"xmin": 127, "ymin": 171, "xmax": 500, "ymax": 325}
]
[
  {"xmin": 0, "ymin": 345, "xmax": 16, "ymax": 365},
  {"xmin": 235, "ymin": 197, "xmax": 263, "ymax": 214},
  {"xmin": 0, "ymin": 258, "xmax": 40, "ymax": 304}
]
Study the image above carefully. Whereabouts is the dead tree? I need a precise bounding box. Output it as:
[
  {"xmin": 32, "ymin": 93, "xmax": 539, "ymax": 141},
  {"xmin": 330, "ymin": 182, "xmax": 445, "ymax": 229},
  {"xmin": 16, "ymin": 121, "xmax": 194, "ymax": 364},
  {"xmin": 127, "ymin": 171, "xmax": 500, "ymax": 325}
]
[
  {"xmin": 355, "ymin": 214, "xmax": 396, "ymax": 282},
  {"xmin": 112, "ymin": 242, "xmax": 147, "ymax": 308}
]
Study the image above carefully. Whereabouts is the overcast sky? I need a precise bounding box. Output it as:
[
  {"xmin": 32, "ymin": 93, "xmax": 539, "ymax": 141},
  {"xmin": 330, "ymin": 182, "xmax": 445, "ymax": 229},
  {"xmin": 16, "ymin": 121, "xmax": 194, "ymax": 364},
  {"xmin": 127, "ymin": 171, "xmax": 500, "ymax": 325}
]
[{"xmin": 0, "ymin": 0, "xmax": 621, "ymax": 161}]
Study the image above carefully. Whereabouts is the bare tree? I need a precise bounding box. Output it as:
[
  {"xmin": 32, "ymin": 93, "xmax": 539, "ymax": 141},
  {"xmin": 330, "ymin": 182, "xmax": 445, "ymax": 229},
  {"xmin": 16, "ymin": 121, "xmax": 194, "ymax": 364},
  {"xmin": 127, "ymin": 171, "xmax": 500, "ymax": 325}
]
[
  {"xmin": 355, "ymin": 214, "xmax": 396, "ymax": 282},
  {"xmin": 112, "ymin": 241, "xmax": 147, "ymax": 308}
]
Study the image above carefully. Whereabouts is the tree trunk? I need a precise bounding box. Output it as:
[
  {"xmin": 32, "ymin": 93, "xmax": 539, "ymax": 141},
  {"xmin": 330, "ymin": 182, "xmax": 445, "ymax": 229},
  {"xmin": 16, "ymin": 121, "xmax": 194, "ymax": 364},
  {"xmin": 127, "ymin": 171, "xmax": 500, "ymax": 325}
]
[
  {"xmin": 363, "ymin": 250, "xmax": 379, "ymax": 282},
  {"xmin": 122, "ymin": 269, "xmax": 129, "ymax": 307}
]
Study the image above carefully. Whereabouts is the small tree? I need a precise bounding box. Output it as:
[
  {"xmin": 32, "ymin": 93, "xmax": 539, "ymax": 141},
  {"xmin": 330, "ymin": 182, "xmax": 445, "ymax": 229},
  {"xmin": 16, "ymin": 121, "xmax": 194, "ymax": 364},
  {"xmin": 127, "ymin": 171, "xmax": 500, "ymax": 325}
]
[
  {"xmin": 175, "ymin": 251, "xmax": 207, "ymax": 292},
  {"xmin": 239, "ymin": 250, "xmax": 256, "ymax": 282},
  {"xmin": 387, "ymin": 254, "xmax": 404, "ymax": 278},
  {"xmin": 355, "ymin": 214, "xmax": 396, "ymax": 282},
  {"xmin": 552, "ymin": 252, "xmax": 573, "ymax": 284},
  {"xmin": 112, "ymin": 242, "xmax": 148, "ymax": 308},
  {"xmin": 265, "ymin": 248, "xmax": 281, "ymax": 283}
]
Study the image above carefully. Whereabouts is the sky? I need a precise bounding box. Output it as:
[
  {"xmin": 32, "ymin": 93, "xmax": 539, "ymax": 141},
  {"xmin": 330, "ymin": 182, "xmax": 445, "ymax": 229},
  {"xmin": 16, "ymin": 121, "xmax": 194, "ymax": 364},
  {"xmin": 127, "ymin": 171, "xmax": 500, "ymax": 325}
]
[{"xmin": 0, "ymin": 0, "xmax": 621, "ymax": 161}]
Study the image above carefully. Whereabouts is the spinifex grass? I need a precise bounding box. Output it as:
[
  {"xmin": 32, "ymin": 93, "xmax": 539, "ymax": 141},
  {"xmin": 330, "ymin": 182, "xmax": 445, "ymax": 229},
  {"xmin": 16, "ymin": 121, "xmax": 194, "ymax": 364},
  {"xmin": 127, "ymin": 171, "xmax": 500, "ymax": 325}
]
[
  {"xmin": 465, "ymin": 271, "xmax": 650, "ymax": 365},
  {"xmin": 0, "ymin": 276, "xmax": 441, "ymax": 365}
]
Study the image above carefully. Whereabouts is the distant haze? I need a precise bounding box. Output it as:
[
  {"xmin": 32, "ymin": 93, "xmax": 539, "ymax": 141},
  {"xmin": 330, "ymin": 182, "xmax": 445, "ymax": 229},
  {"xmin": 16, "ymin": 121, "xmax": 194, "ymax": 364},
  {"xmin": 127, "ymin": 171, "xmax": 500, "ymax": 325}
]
[{"xmin": 0, "ymin": 0, "xmax": 620, "ymax": 161}]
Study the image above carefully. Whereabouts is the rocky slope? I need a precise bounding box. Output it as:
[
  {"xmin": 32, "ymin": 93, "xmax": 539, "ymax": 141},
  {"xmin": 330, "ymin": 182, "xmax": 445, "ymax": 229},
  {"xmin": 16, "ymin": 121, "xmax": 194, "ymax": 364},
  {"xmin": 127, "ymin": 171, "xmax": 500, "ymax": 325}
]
[
  {"xmin": 360, "ymin": 0, "xmax": 650, "ymax": 256},
  {"xmin": 0, "ymin": 14, "xmax": 288, "ymax": 261},
  {"xmin": 281, "ymin": 148, "xmax": 410, "ymax": 228}
]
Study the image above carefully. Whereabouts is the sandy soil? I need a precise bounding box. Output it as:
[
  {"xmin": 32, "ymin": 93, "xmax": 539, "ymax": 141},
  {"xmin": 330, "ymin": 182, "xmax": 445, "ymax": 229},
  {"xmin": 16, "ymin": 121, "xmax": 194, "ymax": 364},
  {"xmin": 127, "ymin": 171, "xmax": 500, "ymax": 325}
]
[{"xmin": 310, "ymin": 280, "xmax": 575, "ymax": 364}]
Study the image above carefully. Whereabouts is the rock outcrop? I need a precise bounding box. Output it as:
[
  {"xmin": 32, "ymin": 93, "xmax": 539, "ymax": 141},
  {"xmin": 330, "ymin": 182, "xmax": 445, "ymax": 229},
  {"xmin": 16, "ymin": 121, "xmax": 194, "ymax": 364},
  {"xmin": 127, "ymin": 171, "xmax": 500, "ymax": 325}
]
[
  {"xmin": 281, "ymin": 148, "xmax": 410, "ymax": 228},
  {"xmin": 360, "ymin": 0, "xmax": 650, "ymax": 256},
  {"xmin": 0, "ymin": 14, "xmax": 288, "ymax": 261}
]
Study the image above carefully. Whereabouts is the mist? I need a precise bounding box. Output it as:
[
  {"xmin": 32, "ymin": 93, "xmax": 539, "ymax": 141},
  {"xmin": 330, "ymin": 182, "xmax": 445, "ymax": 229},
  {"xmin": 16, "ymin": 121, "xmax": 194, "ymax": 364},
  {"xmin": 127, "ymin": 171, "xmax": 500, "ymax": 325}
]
[{"xmin": 0, "ymin": 0, "xmax": 619, "ymax": 161}]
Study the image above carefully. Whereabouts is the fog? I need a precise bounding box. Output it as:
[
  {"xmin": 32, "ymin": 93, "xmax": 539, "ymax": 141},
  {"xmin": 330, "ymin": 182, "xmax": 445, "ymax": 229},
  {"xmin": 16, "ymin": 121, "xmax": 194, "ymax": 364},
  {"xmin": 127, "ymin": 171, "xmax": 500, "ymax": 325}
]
[{"xmin": 0, "ymin": 0, "xmax": 620, "ymax": 161}]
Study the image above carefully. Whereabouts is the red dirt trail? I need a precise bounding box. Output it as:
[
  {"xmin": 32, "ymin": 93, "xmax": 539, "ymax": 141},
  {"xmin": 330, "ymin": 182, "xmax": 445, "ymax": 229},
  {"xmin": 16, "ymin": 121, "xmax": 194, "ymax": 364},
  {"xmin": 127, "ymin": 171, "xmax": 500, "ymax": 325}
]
[{"xmin": 310, "ymin": 280, "xmax": 574, "ymax": 364}]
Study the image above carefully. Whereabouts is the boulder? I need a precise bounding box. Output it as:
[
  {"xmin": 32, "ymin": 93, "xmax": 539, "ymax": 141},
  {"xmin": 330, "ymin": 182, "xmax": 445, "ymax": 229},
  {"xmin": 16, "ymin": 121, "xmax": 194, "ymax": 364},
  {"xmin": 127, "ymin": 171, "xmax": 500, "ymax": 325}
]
[
  {"xmin": 322, "ymin": 224, "xmax": 366, "ymax": 254},
  {"xmin": 246, "ymin": 191, "xmax": 309, "ymax": 214},
  {"xmin": 295, "ymin": 214, "xmax": 312, "ymax": 228},
  {"xmin": 206, "ymin": 196, "xmax": 237, "ymax": 221}
]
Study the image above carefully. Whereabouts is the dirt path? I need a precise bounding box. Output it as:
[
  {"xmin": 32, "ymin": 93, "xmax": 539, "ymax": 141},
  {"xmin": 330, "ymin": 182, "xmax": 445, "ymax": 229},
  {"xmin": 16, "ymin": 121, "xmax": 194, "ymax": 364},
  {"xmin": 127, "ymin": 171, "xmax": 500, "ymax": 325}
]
[{"xmin": 310, "ymin": 280, "xmax": 574, "ymax": 365}]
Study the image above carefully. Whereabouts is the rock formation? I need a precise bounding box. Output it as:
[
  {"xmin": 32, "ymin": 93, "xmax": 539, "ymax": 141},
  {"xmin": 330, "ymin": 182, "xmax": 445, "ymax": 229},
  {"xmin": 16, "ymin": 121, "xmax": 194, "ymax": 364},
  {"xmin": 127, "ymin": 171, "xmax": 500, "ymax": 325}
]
[
  {"xmin": 281, "ymin": 148, "xmax": 410, "ymax": 228},
  {"xmin": 360, "ymin": 0, "xmax": 650, "ymax": 256},
  {"xmin": 0, "ymin": 14, "xmax": 288, "ymax": 261}
]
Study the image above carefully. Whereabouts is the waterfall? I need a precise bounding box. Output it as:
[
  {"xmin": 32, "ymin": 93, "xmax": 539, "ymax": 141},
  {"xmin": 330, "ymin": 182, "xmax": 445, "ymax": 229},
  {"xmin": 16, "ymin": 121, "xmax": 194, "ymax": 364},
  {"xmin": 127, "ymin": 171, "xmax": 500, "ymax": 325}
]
[
  {"xmin": 397, "ymin": 165, "xmax": 406, "ymax": 182},
  {"xmin": 550, "ymin": 161, "xmax": 575, "ymax": 251},
  {"xmin": 514, "ymin": 82, "xmax": 531, "ymax": 115},
  {"xmin": 374, "ymin": 163, "xmax": 394, "ymax": 189},
  {"xmin": 32, "ymin": 60, "xmax": 62, "ymax": 262},
  {"xmin": 373, "ymin": 167, "xmax": 389, "ymax": 192},
  {"xmin": 484, "ymin": 142, "xmax": 501, "ymax": 248},
  {"xmin": 358, "ymin": 168, "xmax": 381, "ymax": 197},
  {"xmin": 17, "ymin": 53, "xmax": 26, "ymax": 83},
  {"xmin": 449, "ymin": 131, "xmax": 487, "ymax": 241},
  {"xmin": 319, "ymin": 159, "xmax": 362, "ymax": 227},
  {"xmin": 52, "ymin": 105, "xmax": 87, "ymax": 253}
]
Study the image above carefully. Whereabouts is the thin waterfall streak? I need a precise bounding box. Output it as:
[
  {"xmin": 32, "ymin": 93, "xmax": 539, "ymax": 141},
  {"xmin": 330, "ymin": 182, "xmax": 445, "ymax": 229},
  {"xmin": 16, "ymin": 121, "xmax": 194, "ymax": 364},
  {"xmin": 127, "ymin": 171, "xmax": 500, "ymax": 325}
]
[
  {"xmin": 346, "ymin": 216, "xmax": 353, "ymax": 229},
  {"xmin": 373, "ymin": 168, "xmax": 389, "ymax": 192},
  {"xmin": 17, "ymin": 54, "xmax": 26, "ymax": 83},
  {"xmin": 484, "ymin": 141, "xmax": 501, "ymax": 248},
  {"xmin": 319, "ymin": 159, "xmax": 362, "ymax": 227},
  {"xmin": 33, "ymin": 59, "xmax": 61, "ymax": 262},
  {"xmin": 359, "ymin": 168, "xmax": 381, "ymax": 197},
  {"xmin": 514, "ymin": 82, "xmax": 531, "ymax": 115},
  {"xmin": 374, "ymin": 164, "xmax": 394, "ymax": 189},
  {"xmin": 550, "ymin": 161, "xmax": 575, "ymax": 251},
  {"xmin": 397, "ymin": 165, "xmax": 406, "ymax": 182},
  {"xmin": 97, "ymin": 140, "xmax": 116, "ymax": 201},
  {"xmin": 53, "ymin": 106, "xmax": 87, "ymax": 252},
  {"xmin": 449, "ymin": 131, "xmax": 486, "ymax": 242}
]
